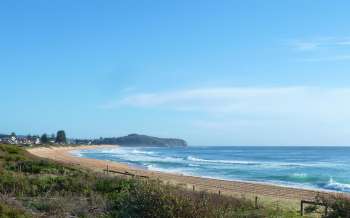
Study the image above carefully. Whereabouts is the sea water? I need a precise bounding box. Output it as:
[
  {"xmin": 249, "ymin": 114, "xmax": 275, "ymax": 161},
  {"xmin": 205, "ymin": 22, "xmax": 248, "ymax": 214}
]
[{"xmin": 71, "ymin": 146, "xmax": 350, "ymax": 193}]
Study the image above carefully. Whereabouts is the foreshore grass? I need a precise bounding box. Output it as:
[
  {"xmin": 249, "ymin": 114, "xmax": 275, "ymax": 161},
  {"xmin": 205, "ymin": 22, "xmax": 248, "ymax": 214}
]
[{"xmin": 1, "ymin": 143, "xmax": 346, "ymax": 217}]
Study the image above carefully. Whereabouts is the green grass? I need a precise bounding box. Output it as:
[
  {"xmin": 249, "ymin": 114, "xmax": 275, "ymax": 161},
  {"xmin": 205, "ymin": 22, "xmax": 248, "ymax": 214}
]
[
  {"xmin": 0, "ymin": 144, "xmax": 320, "ymax": 217},
  {"xmin": 0, "ymin": 202, "xmax": 31, "ymax": 218}
]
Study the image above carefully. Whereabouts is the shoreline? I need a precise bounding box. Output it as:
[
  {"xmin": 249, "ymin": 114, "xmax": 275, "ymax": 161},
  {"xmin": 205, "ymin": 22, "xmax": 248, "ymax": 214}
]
[{"xmin": 28, "ymin": 145, "xmax": 342, "ymax": 203}]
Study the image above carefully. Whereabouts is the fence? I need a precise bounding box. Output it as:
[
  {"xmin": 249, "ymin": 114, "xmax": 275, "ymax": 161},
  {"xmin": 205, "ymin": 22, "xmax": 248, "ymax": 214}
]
[
  {"xmin": 104, "ymin": 164, "xmax": 336, "ymax": 216},
  {"xmin": 300, "ymin": 200, "xmax": 328, "ymax": 216}
]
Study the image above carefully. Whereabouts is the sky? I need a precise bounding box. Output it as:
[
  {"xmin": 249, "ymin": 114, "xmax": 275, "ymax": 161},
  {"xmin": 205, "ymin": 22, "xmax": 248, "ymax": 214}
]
[{"xmin": 1, "ymin": 0, "xmax": 350, "ymax": 146}]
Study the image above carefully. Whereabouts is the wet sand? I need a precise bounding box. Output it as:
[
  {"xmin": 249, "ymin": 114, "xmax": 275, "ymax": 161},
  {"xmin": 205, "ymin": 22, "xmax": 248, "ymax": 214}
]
[{"xmin": 28, "ymin": 145, "xmax": 338, "ymax": 203}]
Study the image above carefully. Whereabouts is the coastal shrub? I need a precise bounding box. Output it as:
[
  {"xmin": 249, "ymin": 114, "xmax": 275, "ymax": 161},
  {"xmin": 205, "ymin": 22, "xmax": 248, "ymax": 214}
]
[
  {"xmin": 0, "ymin": 144, "xmax": 27, "ymax": 164},
  {"xmin": 27, "ymin": 195, "xmax": 108, "ymax": 218},
  {"xmin": 0, "ymin": 171, "xmax": 29, "ymax": 195},
  {"xmin": 28, "ymin": 196, "xmax": 77, "ymax": 217},
  {"xmin": 107, "ymin": 179, "xmax": 270, "ymax": 218},
  {"xmin": 4, "ymin": 146, "xmax": 21, "ymax": 155},
  {"xmin": 0, "ymin": 145, "xmax": 18, "ymax": 156},
  {"xmin": 317, "ymin": 194, "xmax": 350, "ymax": 218},
  {"xmin": 0, "ymin": 202, "xmax": 31, "ymax": 218},
  {"xmin": 109, "ymin": 180, "xmax": 189, "ymax": 218},
  {"xmin": 0, "ymin": 170, "xmax": 86, "ymax": 197},
  {"xmin": 94, "ymin": 176, "xmax": 134, "ymax": 194}
]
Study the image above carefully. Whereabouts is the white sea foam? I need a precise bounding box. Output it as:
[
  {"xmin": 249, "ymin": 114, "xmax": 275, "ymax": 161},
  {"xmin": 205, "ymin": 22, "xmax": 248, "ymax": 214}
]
[
  {"xmin": 188, "ymin": 163, "xmax": 200, "ymax": 167},
  {"xmin": 110, "ymin": 150, "xmax": 184, "ymax": 163},
  {"xmin": 325, "ymin": 178, "xmax": 350, "ymax": 192},
  {"xmin": 291, "ymin": 173, "xmax": 308, "ymax": 178},
  {"xmin": 186, "ymin": 155, "xmax": 340, "ymax": 169},
  {"xmin": 146, "ymin": 164, "xmax": 189, "ymax": 175},
  {"xmin": 187, "ymin": 156, "xmax": 258, "ymax": 165},
  {"xmin": 83, "ymin": 148, "xmax": 121, "ymax": 154},
  {"xmin": 69, "ymin": 150, "xmax": 83, "ymax": 157},
  {"xmin": 131, "ymin": 149, "xmax": 155, "ymax": 155},
  {"xmin": 144, "ymin": 165, "xmax": 326, "ymax": 192}
]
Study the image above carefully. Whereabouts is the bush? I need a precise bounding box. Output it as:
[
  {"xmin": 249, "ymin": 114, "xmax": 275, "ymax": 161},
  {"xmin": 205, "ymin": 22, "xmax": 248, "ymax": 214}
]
[
  {"xmin": 94, "ymin": 177, "xmax": 134, "ymax": 194},
  {"xmin": 317, "ymin": 194, "xmax": 350, "ymax": 218},
  {"xmin": 107, "ymin": 179, "xmax": 266, "ymax": 218},
  {"xmin": 6, "ymin": 159, "xmax": 70, "ymax": 175},
  {"xmin": 0, "ymin": 202, "xmax": 31, "ymax": 218}
]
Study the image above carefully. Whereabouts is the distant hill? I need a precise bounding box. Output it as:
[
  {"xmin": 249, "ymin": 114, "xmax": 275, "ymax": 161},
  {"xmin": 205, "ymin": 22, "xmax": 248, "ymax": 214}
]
[{"xmin": 93, "ymin": 134, "xmax": 187, "ymax": 147}]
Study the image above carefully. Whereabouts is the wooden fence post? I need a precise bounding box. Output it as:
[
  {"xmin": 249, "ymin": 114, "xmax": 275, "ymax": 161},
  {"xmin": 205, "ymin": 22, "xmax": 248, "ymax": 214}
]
[
  {"xmin": 106, "ymin": 165, "xmax": 109, "ymax": 175},
  {"xmin": 255, "ymin": 196, "xmax": 258, "ymax": 209},
  {"xmin": 192, "ymin": 185, "xmax": 195, "ymax": 192},
  {"xmin": 300, "ymin": 200, "xmax": 304, "ymax": 216}
]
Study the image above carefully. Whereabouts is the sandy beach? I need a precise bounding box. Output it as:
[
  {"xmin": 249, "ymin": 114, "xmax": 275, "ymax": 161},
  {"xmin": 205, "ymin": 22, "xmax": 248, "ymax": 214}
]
[{"xmin": 28, "ymin": 145, "xmax": 338, "ymax": 204}]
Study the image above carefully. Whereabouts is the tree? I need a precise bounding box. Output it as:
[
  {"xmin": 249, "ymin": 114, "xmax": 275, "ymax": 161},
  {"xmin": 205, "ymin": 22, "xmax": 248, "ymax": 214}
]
[
  {"xmin": 11, "ymin": 132, "xmax": 16, "ymax": 137},
  {"xmin": 55, "ymin": 130, "xmax": 67, "ymax": 144},
  {"xmin": 40, "ymin": 133, "xmax": 49, "ymax": 144}
]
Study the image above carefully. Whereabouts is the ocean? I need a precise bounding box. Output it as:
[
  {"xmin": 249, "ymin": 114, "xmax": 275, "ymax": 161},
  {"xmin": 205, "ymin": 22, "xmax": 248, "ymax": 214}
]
[{"xmin": 71, "ymin": 146, "xmax": 350, "ymax": 193}]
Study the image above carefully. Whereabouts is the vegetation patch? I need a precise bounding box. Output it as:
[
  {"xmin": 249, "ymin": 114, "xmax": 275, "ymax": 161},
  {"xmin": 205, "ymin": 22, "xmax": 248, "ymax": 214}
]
[
  {"xmin": 1, "ymin": 144, "xmax": 348, "ymax": 217},
  {"xmin": 0, "ymin": 201, "xmax": 32, "ymax": 218}
]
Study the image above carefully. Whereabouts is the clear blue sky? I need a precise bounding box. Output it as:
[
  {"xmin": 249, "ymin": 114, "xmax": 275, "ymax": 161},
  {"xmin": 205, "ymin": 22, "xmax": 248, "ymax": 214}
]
[{"xmin": 1, "ymin": 0, "xmax": 350, "ymax": 146}]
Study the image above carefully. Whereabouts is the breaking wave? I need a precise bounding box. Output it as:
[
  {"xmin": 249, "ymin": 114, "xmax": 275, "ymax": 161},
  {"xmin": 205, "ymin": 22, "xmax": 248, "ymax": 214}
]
[
  {"xmin": 72, "ymin": 146, "xmax": 350, "ymax": 193},
  {"xmin": 186, "ymin": 156, "xmax": 336, "ymax": 168},
  {"xmin": 324, "ymin": 178, "xmax": 350, "ymax": 192}
]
